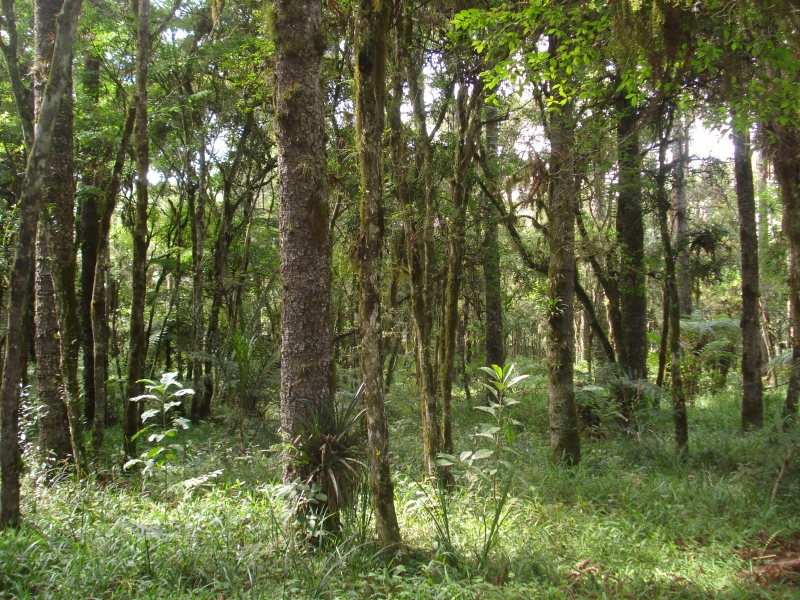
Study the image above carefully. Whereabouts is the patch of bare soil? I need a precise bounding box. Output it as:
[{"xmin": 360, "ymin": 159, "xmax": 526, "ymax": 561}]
[{"xmin": 735, "ymin": 530, "xmax": 800, "ymax": 585}]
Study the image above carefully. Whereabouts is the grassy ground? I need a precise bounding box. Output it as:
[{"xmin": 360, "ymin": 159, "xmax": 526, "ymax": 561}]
[{"xmin": 1, "ymin": 368, "xmax": 799, "ymax": 599}]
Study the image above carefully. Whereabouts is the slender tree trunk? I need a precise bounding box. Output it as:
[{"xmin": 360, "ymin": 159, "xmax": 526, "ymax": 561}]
[
  {"xmin": 390, "ymin": 21, "xmax": 442, "ymax": 477},
  {"xmin": 673, "ymin": 119, "xmax": 692, "ymax": 316},
  {"xmin": 483, "ymin": 108, "xmax": 504, "ymax": 394},
  {"xmin": 92, "ymin": 107, "xmax": 135, "ymax": 454},
  {"xmin": 1, "ymin": 0, "xmax": 83, "ymax": 529},
  {"xmin": 732, "ymin": 124, "xmax": 763, "ymax": 429},
  {"xmin": 353, "ymin": 0, "xmax": 401, "ymax": 549},
  {"xmin": 546, "ymin": 84, "xmax": 580, "ymax": 466},
  {"xmin": 767, "ymin": 122, "xmax": 800, "ymax": 425},
  {"xmin": 441, "ymin": 80, "xmax": 482, "ymax": 455},
  {"xmin": 80, "ymin": 192, "xmax": 98, "ymax": 423},
  {"xmin": 125, "ymin": 0, "xmax": 151, "ymax": 456},
  {"xmin": 656, "ymin": 117, "xmax": 688, "ymax": 453},
  {"xmin": 274, "ymin": 0, "xmax": 334, "ymax": 482},
  {"xmin": 615, "ymin": 93, "xmax": 648, "ymax": 404},
  {"xmin": 656, "ymin": 282, "xmax": 669, "ymax": 389},
  {"xmin": 188, "ymin": 146, "xmax": 206, "ymax": 418}
]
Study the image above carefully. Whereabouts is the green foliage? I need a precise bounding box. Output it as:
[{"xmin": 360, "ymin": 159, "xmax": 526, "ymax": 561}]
[
  {"xmin": 283, "ymin": 388, "xmax": 366, "ymax": 522},
  {"xmin": 124, "ymin": 372, "xmax": 193, "ymax": 492}
]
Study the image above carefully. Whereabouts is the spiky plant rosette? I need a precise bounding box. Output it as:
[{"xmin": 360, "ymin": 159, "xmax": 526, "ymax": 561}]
[{"xmin": 287, "ymin": 387, "xmax": 366, "ymax": 515}]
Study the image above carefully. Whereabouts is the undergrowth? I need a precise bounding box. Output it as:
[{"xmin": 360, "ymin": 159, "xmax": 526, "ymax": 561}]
[{"xmin": 1, "ymin": 370, "xmax": 799, "ymax": 599}]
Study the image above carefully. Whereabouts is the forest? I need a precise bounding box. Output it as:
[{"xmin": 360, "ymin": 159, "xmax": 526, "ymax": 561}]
[{"xmin": 1, "ymin": 0, "xmax": 800, "ymax": 597}]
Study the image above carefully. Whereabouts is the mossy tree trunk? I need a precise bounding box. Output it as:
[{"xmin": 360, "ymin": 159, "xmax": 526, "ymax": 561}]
[
  {"xmin": 125, "ymin": 0, "xmax": 151, "ymax": 456},
  {"xmin": 353, "ymin": 0, "xmax": 401, "ymax": 549},
  {"xmin": 483, "ymin": 108, "xmax": 504, "ymax": 387},
  {"xmin": 1, "ymin": 0, "xmax": 83, "ymax": 528},
  {"xmin": 546, "ymin": 51, "xmax": 580, "ymax": 465}
]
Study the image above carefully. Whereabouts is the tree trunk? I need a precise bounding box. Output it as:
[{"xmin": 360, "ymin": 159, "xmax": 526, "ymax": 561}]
[
  {"xmin": 656, "ymin": 282, "xmax": 669, "ymax": 389},
  {"xmin": 33, "ymin": 0, "xmax": 87, "ymax": 475},
  {"xmin": 673, "ymin": 119, "xmax": 692, "ymax": 316},
  {"xmin": 353, "ymin": 0, "xmax": 401, "ymax": 549},
  {"xmin": 732, "ymin": 124, "xmax": 763, "ymax": 429},
  {"xmin": 389, "ymin": 20, "xmax": 442, "ymax": 477},
  {"xmin": 656, "ymin": 116, "xmax": 688, "ymax": 453},
  {"xmin": 1, "ymin": 0, "xmax": 83, "ymax": 529},
  {"xmin": 546, "ymin": 83, "xmax": 580, "ymax": 466},
  {"xmin": 483, "ymin": 108, "xmax": 504, "ymax": 394},
  {"xmin": 767, "ymin": 122, "xmax": 800, "ymax": 425},
  {"xmin": 188, "ymin": 146, "xmax": 206, "ymax": 419},
  {"xmin": 274, "ymin": 0, "xmax": 334, "ymax": 482},
  {"xmin": 125, "ymin": 0, "xmax": 150, "ymax": 456},
  {"xmin": 35, "ymin": 235, "xmax": 71, "ymax": 460},
  {"xmin": 92, "ymin": 107, "xmax": 136, "ymax": 454},
  {"xmin": 441, "ymin": 80, "xmax": 482, "ymax": 455},
  {"xmin": 615, "ymin": 92, "xmax": 648, "ymax": 406},
  {"xmin": 80, "ymin": 192, "xmax": 98, "ymax": 423}
]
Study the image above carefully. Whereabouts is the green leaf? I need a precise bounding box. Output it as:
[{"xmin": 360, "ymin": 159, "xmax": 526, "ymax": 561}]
[
  {"xmin": 123, "ymin": 459, "xmax": 143, "ymax": 470},
  {"xmin": 474, "ymin": 406, "xmax": 496, "ymax": 415},
  {"xmin": 131, "ymin": 394, "xmax": 158, "ymax": 403},
  {"xmin": 472, "ymin": 448, "xmax": 493, "ymax": 460},
  {"xmin": 141, "ymin": 409, "xmax": 160, "ymax": 422}
]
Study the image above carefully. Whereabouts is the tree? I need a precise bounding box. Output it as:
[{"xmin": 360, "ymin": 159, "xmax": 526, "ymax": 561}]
[
  {"xmin": 353, "ymin": 0, "xmax": 401, "ymax": 549},
  {"xmin": 1, "ymin": 0, "xmax": 84, "ymax": 528},
  {"xmin": 274, "ymin": 0, "xmax": 334, "ymax": 482}
]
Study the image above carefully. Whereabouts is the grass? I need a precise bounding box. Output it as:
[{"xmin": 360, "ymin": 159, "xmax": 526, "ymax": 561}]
[{"xmin": 1, "ymin": 369, "xmax": 799, "ymax": 599}]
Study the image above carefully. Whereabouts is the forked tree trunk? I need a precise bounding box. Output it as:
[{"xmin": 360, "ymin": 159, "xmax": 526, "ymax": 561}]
[
  {"xmin": 732, "ymin": 124, "xmax": 763, "ymax": 429},
  {"xmin": 353, "ymin": 0, "xmax": 401, "ymax": 549},
  {"xmin": 1, "ymin": 0, "xmax": 83, "ymax": 529},
  {"xmin": 546, "ymin": 72, "xmax": 580, "ymax": 465},
  {"xmin": 125, "ymin": 0, "xmax": 151, "ymax": 455},
  {"xmin": 274, "ymin": 0, "xmax": 334, "ymax": 482}
]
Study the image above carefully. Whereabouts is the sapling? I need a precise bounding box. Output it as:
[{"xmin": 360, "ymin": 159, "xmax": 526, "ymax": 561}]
[{"xmin": 124, "ymin": 372, "xmax": 193, "ymax": 494}]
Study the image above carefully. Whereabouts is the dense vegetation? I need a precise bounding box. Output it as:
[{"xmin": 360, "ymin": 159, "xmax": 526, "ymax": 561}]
[{"xmin": 1, "ymin": 0, "xmax": 799, "ymax": 597}]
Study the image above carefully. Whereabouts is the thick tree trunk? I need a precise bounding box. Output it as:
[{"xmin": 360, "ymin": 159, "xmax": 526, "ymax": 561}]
[
  {"xmin": 353, "ymin": 0, "xmax": 401, "ymax": 549},
  {"xmin": 483, "ymin": 109, "xmax": 504, "ymax": 379},
  {"xmin": 615, "ymin": 94, "xmax": 648, "ymax": 403},
  {"xmin": 673, "ymin": 120, "xmax": 692, "ymax": 316},
  {"xmin": 274, "ymin": 0, "xmax": 334, "ymax": 482},
  {"xmin": 92, "ymin": 107, "xmax": 135, "ymax": 454},
  {"xmin": 732, "ymin": 125, "xmax": 763, "ymax": 429},
  {"xmin": 1, "ymin": 0, "xmax": 83, "ymax": 529},
  {"xmin": 35, "ymin": 235, "xmax": 71, "ymax": 460},
  {"xmin": 125, "ymin": 0, "xmax": 150, "ymax": 456},
  {"xmin": 33, "ymin": 0, "xmax": 86, "ymax": 474},
  {"xmin": 546, "ymin": 90, "xmax": 580, "ymax": 466}
]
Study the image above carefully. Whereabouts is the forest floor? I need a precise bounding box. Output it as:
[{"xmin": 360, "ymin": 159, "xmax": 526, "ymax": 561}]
[{"xmin": 1, "ymin": 366, "xmax": 799, "ymax": 599}]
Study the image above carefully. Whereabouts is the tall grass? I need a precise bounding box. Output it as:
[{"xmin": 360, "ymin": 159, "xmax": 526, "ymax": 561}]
[{"xmin": 1, "ymin": 379, "xmax": 798, "ymax": 598}]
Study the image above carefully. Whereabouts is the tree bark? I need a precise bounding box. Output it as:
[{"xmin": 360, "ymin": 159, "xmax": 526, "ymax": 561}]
[
  {"xmin": 656, "ymin": 114, "xmax": 688, "ymax": 452},
  {"xmin": 440, "ymin": 79, "xmax": 482, "ymax": 455},
  {"xmin": 353, "ymin": 0, "xmax": 401, "ymax": 549},
  {"xmin": 483, "ymin": 108, "xmax": 504, "ymax": 380},
  {"xmin": 33, "ymin": 0, "xmax": 87, "ymax": 475},
  {"xmin": 615, "ymin": 92, "xmax": 648, "ymax": 403},
  {"xmin": 125, "ymin": 0, "xmax": 151, "ymax": 456},
  {"xmin": 92, "ymin": 107, "xmax": 136, "ymax": 454},
  {"xmin": 732, "ymin": 125, "xmax": 763, "ymax": 429},
  {"xmin": 546, "ymin": 72, "xmax": 580, "ymax": 465},
  {"xmin": 673, "ymin": 119, "xmax": 692, "ymax": 316},
  {"xmin": 1, "ymin": 0, "xmax": 83, "ymax": 529},
  {"xmin": 767, "ymin": 122, "xmax": 800, "ymax": 425},
  {"xmin": 274, "ymin": 0, "xmax": 334, "ymax": 482}
]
